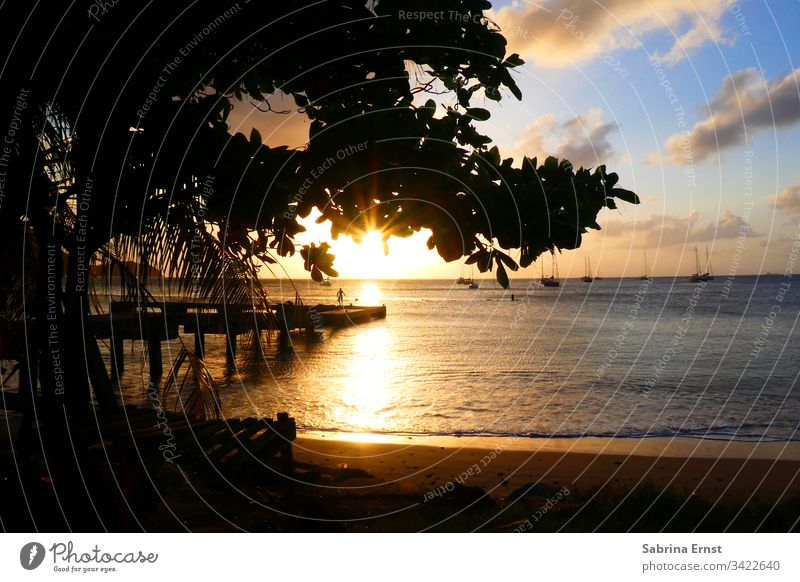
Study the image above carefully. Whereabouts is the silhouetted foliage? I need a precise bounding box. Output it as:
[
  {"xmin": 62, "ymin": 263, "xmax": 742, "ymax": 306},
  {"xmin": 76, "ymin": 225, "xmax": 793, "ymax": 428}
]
[{"xmin": 0, "ymin": 0, "xmax": 638, "ymax": 410}]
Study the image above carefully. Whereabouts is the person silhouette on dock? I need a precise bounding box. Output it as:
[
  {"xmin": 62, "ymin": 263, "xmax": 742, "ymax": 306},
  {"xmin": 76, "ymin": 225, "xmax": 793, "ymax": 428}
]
[{"xmin": 337, "ymin": 287, "xmax": 345, "ymax": 306}]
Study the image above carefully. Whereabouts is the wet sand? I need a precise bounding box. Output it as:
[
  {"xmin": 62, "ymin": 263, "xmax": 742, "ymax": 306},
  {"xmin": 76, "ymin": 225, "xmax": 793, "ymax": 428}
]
[{"xmin": 294, "ymin": 432, "xmax": 800, "ymax": 503}]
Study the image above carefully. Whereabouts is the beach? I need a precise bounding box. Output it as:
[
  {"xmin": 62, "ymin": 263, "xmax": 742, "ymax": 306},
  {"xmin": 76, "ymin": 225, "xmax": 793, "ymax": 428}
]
[
  {"xmin": 288, "ymin": 433, "xmax": 800, "ymax": 531},
  {"xmin": 295, "ymin": 433, "xmax": 800, "ymax": 501}
]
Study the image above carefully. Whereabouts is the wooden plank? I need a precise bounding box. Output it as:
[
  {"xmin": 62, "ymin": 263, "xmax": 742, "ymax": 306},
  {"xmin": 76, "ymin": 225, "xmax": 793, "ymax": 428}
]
[
  {"xmin": 174, "ymin": 418, "xmax": 248, "ymax": 449},
  {"xmin": 206, "ymin": 419, "xmax": 267, "ymax": 463},
  {"xmin": 132, "ymin": 418, "xmax": 195, "ymax": 440},
  {"xmin": 224, "ymin": 418, "xmax": 296, "ymax": 478},
  {"xmin": 223, "ymin": 425, "xmax": 285, "ymax": 471}
]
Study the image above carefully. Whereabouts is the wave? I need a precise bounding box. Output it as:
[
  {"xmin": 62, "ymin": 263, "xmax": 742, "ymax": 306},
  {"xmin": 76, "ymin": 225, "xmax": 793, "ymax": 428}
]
[{"xmin": 297, "ymin": 424, "xmax": 800, "ymax": 443}]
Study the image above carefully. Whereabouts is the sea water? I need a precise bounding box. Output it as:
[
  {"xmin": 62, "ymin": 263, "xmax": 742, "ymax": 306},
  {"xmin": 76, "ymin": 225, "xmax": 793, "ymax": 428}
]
[{"xmin": 114, "ymin": 276, "xmax": 800, "ymax": 441}]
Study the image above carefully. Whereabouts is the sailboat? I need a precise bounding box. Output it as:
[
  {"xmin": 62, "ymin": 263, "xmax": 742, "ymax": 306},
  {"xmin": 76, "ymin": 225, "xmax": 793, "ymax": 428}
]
[
  {"xmin": 702, "ymin": 246, "xmax": 714, "ymax": 281},
  {"xmin": 457, "ymin": 264, "xmax": 478, "ymax": 288},
  {"xmin": 581, "ymin": 257, "xmax": 593, "ymax": 283},
  {"xmin": 541, "ymin": 251, "xmax": 560, "ymax": 287},
  {"xmin": 456, "ymin": 262, "xmax": 475, "ymax": 286},
  {"xmin": 467, "ymin": 264, "xmax": 478, "ymax": 288},
  {"xmin": 688, "ymin": 246, "xmax": 709, "ymax": 282},
  {"xmin": 639, "ymin": 250, "xmax": 650, "ymax": 280}
]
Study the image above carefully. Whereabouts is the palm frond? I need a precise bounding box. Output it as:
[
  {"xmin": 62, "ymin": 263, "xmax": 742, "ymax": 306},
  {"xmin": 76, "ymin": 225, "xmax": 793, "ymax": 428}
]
[
  {"xmin": 126, "ymin": 197, "xmax": 271, "ymax": 308},
  {"xmin": 91, "ymin": 240, "xmax": 160, "ymax": 308},
  {"xmin": 161, "ymin": 343, "xmax": 221, "ymax": 421}
]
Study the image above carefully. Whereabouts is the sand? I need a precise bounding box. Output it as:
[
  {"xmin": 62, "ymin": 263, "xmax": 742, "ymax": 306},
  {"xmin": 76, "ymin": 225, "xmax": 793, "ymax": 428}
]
[{"xmin": 293, "ymin": 432, "xmax": 800, "ymax": 504}]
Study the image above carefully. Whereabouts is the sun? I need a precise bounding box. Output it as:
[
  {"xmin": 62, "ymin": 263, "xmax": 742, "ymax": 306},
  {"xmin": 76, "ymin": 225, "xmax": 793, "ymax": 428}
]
[{"xmin": 292, "ymin": 209, "xmax": 445, "ymax": 279}]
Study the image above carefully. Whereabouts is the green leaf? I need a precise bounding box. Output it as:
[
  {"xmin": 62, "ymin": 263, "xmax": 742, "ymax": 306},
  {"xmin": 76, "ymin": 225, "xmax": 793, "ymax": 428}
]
[
  {"xmin": 250, "ymin": 128, "xmax": 262, "ymax": 146},
  {"xmin": 503, "ymin": 53, "xmax": 524, "ymax": 67},
  {"xmin": 485, "ymin": 85, "xmax": 501, "ymax": 101},
  {"xmin": 477, "ymin": 251, "xmax": 493, "ymax": 272},
  {"xmin": 612, "ymin": 188, "xmax": 640, "ymax": 204},
  {"xmin": 319, "ymin": 265, "xmax": 339, "ymax": 277},
  {"xmin": 293, "ymin": 93, "xmax": 309, "ymax": 108},
  {"xmin": 465, "ymin": 249, "xmax": 488, "ymax": 265},
  {"xmin": 494, "ymin": 249, "xmax": 519, "ymax": 271},
  {"xmin": 496, "ymin": 262, "xmax": 509, "ymax": 289},
  {"xmin": 466, "ymin": 107, "xmax": 491, "ymax": 121},
  {"xmin": 486, "ymin": 145, "xmax": 501, "ymax": 166},
  {"xmin": 418, "ymin": 99, "xmax": 437, "ymax": 121}
]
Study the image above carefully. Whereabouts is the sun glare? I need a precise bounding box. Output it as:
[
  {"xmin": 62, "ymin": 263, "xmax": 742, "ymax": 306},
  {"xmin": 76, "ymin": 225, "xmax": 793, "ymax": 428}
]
[
  {"xmin": 356, "ymin": 282, "xmax": 381, "ymax": 306},
  {"xmin": 293, "ymin": 209, "xmax": 442, "ymax": 279}
]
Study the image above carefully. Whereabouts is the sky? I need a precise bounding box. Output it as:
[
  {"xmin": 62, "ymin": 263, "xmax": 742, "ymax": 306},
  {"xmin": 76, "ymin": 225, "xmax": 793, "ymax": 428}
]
[{"xmin": 230, "ymin": 0, "xmax": 800, "ymax": 281}]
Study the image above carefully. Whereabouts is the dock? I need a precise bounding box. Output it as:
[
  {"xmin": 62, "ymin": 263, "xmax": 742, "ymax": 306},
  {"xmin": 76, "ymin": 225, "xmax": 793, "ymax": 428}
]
[{"xmin": 86, "ymin": 300, "xmax": 387, "ymax": 377}]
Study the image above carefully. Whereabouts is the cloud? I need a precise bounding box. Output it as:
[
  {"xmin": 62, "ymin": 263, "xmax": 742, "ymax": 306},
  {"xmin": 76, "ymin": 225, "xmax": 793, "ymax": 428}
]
[
  {"xmin": 493, "ymin": 0, "xmax": 732, "ymax": 68},
  {"xmin": 603, "ymin": 209, "xmax": 757, "ymax": 247},
  {"xmin": 516, "ymin": 108, "xmax": 618, "ymax": 168},
  {"xmin": 660, "ymin": 68, "xmax": 800, "ymax": 164},
  {"xmin": 771, "ymin": 181, "xmax": 800, "ymax": 214}
]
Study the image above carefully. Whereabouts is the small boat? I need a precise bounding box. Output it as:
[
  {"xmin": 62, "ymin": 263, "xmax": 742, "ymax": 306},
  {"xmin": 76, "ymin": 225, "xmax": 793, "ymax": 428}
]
[
  {"xmin": 639, "ymin": 250, "xmax": 650, "ymax": 280},
  {"xmin": 320, "ymin": 277, "xmax": 332, "ymax": 287},
  {"xmin": 702, "ymin": 246, "xmax": 714, "ymax": 281},
  {"xmin": 456, "ymin": 264, "xmax": 473, "ymax": 285},
  {"xmin": 466, "ymin": 265, "xmax": 478, "ymax": 288},
  {"xmin": 688, "ymin": 246, "xmax": 709, "ymax": 282},
  {"xmin": 581, "ymin": 257, "xmax": 593, "ymax": 283},
  {"xmin": 541, "ymin": 251, "xmax": 560, "ymax": 287}
]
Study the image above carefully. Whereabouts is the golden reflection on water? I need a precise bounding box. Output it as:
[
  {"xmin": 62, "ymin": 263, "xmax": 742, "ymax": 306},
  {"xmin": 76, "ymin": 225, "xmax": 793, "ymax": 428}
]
[
  {"xmin": 356, "ymin": 281, "xmax": 381, "ymax": 306},
  {"xmin": 333, "ymin": 325, "xmax": 397, "ymax": 430}
]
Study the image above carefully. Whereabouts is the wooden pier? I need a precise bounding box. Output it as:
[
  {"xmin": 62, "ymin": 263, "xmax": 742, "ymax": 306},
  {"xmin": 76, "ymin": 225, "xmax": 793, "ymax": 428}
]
[{"xmin": 87, "ymin": 300, "xmax": 387, "ymax": 376}]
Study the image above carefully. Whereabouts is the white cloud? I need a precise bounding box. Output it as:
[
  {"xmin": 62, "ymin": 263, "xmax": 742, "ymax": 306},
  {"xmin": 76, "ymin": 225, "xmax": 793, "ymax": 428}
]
[
  {"xmin": 603, "ymin": 209, "xmax": 757, "ymax": 247},
  {"xmin": 771, "ymin": 181, "xmax": 800, "ymax": 214},
  {"xmin": 516, "ymin": 108, "xmax": 618, "ymax": 168},
  {"xmin": 493, "ymin": 0, "xmax": 733, "ymax": 68},
  {"xmin": 660, "ymin": 68, "xmax": 800, "ymax": 165}
]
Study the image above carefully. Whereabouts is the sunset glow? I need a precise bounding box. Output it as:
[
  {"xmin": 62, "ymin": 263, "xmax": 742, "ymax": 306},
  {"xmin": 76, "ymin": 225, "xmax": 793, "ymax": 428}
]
[{"xmin": 292, "ymin": 209, "xmax": 444, "ymax": 279}]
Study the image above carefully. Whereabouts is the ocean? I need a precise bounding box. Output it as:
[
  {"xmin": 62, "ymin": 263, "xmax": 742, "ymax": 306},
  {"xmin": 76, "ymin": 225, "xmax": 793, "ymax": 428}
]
[{"xmin": 115, "ymin": 275, "xmax": 800, "ymax": 442}]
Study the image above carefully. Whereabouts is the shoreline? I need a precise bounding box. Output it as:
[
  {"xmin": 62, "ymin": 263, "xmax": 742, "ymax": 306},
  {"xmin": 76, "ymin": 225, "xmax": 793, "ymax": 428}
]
[
  {"xmin": 297, "ymin": 430, "xmax": 800, "ymax": 459},
  {"xmin": 294, "ymin": 431, "xmax": 800, "ymax": 504}
]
